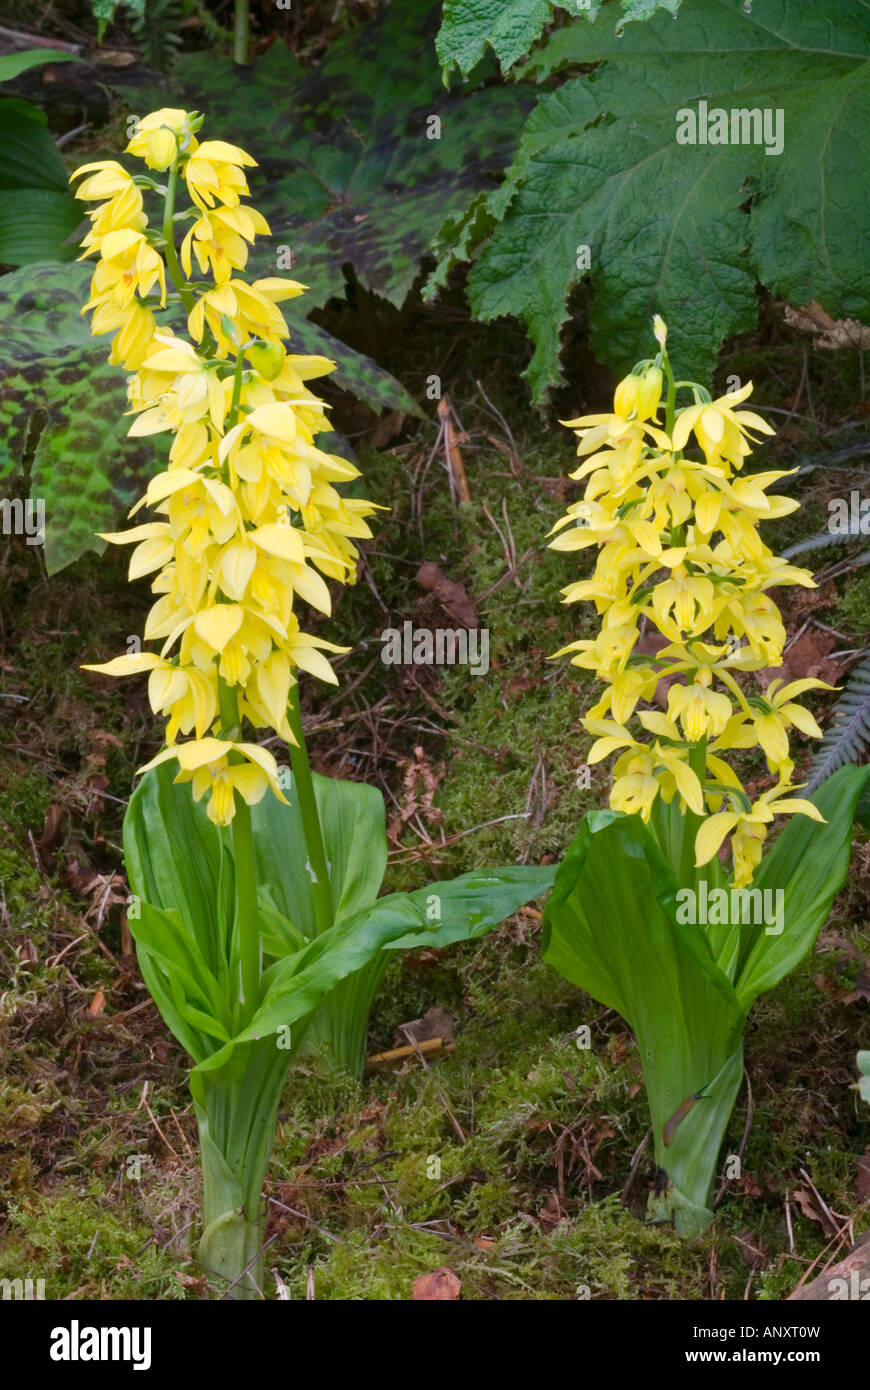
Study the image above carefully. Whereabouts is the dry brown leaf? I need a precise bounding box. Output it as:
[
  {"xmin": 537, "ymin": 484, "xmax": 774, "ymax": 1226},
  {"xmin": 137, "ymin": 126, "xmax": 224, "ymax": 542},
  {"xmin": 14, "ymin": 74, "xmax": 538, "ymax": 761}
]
[
  {"xmin": 35, "ymin": 804, "xmax": 64, "ymax": 851},
  {"xmin": 412, "ymin": 1266, "xmax": 461, "ymax": 1300},
  {"xmin": 784, "ymin": 300, "xmax": 870, "ymax": 351},
  {"xmin": 415, "ymin": 562, "xmax": 478, "ymax": 629},
  {"xmin": 395, "ymin": 1005, "xmax": 456, "ymax": 1048}
]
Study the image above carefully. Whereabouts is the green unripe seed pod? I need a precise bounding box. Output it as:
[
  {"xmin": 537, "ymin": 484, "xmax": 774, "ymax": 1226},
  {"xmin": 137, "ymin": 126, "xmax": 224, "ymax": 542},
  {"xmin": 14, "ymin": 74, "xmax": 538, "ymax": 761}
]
[{"xmin": 247, "ymin": 339, "xmax": 286, "ymax": 381}]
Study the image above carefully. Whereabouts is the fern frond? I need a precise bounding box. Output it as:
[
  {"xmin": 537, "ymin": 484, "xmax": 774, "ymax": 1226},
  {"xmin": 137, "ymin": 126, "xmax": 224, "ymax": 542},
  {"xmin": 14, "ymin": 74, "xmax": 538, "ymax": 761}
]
[
  {"xmin": 784, "ymin": 527, "xmax": 870, "ymax": 559},
  {"xmin": 807, "ymin": 654, "xmax": 870, "ymax": 791}
]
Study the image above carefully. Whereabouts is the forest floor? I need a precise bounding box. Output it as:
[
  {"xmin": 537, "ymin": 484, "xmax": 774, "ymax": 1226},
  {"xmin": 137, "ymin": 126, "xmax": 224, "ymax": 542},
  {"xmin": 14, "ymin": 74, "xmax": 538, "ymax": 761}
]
[{"xmin": 1, "ymin": 263, "xmax": 870, "ymax": 1299}]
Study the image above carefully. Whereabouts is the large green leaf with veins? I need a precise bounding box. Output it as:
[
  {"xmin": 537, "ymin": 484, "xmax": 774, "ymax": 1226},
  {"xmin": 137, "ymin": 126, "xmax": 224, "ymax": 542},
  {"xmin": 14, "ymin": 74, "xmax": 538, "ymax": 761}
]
[
  {"xmin": 111, "ymin": 0, "xmax": 531, "ymax": 313},
  {"xmin": 436, "ymin": 0, "xmax": 683, "ymax": 77},
  {"xmin": 453, "ymin": 0, "xmax": 870, "ymax": 399}
]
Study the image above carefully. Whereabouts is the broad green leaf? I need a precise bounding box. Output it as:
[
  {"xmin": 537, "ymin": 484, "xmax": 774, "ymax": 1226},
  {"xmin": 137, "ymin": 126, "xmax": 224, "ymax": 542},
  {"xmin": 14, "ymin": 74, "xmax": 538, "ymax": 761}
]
[
  {"xmin": 435, "ymin": 0, "xmax": 683, "ymax": 77},
  {"xmin": 384, "ymin": 864, "xmax": 556, "ymax": 950},
  {"xmin": 193, "ymin": 896, "xmax": 428, "ymax": 1075},
  {"xmin": 0, "ymin": 190, "xmax": 82, "ymax": 265},
  {"xmin": 250, "ymin": 769, "xmax": 388, "ymax": 940},
  {"xmin": 256, "ymin": 891, "xmax": 306, "ymax": 958},
  {"xmin": 0, "ymin": 50, "xmax": 76, "ymax": 83},
  {"xmin": 250, "ymin": 770, "xmax": 389, "ymax": 1073},
  {"xmin": 466, "ymin": 0, "xmax": 870, "ymax": 398},
  {"xmin": 128, "ymin": 902, "xmax": 228, "ymax": 1063},
  {"xmin": 124, "ymin": 761, "xmax": 230, "ymax": 978},
  {"xmin": 128, "ymin": 901, "xmax": 227, "ymax": 1021},
  {"xmin": 437, "ymin": 0, "xmax": 556, "ymax": 77},
  {"xmin": 0, "ymin": 98, "xmax": 71, "ymax": 193},
  {"xmin": 735, "ymin": 764, "xmax": 870, "ymax": 1010},
  {"xmin": 542, "ymin": 810, "xmax": 744, "ymax": 1228},
  {"xmin": 311, "ymin": 863, "xmax": 556, "ymax": 1075}
]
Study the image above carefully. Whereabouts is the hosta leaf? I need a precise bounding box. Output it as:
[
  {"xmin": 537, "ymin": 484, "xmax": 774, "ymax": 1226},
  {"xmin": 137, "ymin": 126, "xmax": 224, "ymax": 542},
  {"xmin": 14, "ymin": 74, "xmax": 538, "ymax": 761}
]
[
  {"xmin": 467, "ymin": 0, "xmax": 870, "ymax": 398},
  {"xmin": 0, "ymin": 98, "xmax": 71, "ymax": 193},
  {"xmin": 0, "ymin": 98, "xmax": 83, "ymax": 266},
  {"xmin": 0, "ymin": 189, "xmax": 82, "ymax": 265}
]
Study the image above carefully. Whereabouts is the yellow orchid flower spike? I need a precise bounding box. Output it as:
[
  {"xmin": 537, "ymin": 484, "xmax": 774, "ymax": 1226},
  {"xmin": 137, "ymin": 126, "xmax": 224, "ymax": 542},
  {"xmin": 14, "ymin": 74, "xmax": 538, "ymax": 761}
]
[{"xmin": 548, "ymin": 315, "xmax": 832, "ymax": 886}]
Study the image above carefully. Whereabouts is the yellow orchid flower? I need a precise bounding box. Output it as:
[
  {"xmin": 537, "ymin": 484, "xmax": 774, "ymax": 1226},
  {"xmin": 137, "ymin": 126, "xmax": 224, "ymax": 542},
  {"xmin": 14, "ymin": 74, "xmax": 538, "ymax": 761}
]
[
  {"xmin": 126, "ymin": 108, "xmax": 199, "ymax": 170},
  {"xmin": 138, "ymin": 738, "xmax": 288, "ymax": 827},
  {"xmin": 549, "ymin": 318, "xmax": 830, "ymax": 885},
  {"xmin": 672, "ymin": 383, "xmax": 775, "ymax": 471},
  {"xmin": 76, "ymin": 109, "xmax": 381, "ymax": 826},
  {"xmin": 749, "ymin": 677, "xmax": 831, "ymax": 769},
  {"xmin": 181, "ymin": 203, "xmax": 271, "ymax": 284},
  {"xmin": 695, "ymin": 783, "xmax": 826, "ymax": 888}
]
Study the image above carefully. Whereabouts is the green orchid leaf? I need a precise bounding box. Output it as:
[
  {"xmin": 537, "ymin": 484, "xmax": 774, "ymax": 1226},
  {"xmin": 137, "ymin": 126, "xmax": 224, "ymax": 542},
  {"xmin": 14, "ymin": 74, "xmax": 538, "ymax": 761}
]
[
  {"xmin": 735, "ymin": 764, "xmax": 870, "ymax": 1011},
  {"xmin": 250, "ymin": 769, "xmax": 388, "ymax": 939},
  {"xmin": 383, "ymin": 864, "xmax": 556, "ymax": 950},
  {"xmin": 193, "ymin": 895, "xmax": 427, "ymax": 1076},
  {"xmin": 308, "ymin": 863, "xmax": 556, "ymax": 1076},
  {"xmin": 543, "ymin": 810, "xmax": 744, "ymax": 1230},
  {"xmin": 256, "ymin": 889, "xmax": 306, "ymax": 958},
  {"xmin": 128, "ymin": 901, "xmax": 230, "ymax": 1026},
  {"xmin": 127, "ymin": 902, "xmax": 228, "ymax": 1063},
  {"xmin": 0, "ymin": 49, "xmax": 77, "ymax": 83},
  {"xmin": 124, "ymin": 760, "xmax": 231, "ymax": 977}
]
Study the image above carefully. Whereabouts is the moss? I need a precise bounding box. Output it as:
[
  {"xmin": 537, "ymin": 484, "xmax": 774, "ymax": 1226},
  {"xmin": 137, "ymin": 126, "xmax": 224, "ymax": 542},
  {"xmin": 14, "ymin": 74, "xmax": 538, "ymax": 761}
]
[{"xmin": 834, "ymin": 570, "xmax": 870, "ymax": 634}]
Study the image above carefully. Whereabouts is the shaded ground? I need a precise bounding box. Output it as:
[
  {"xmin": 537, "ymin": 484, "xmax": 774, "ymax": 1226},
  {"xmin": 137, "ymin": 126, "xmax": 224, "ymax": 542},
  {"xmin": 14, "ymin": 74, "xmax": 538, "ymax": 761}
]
[{"xmin": 1, "ymin": 253, "xmax": 870, "ymax": 1297}]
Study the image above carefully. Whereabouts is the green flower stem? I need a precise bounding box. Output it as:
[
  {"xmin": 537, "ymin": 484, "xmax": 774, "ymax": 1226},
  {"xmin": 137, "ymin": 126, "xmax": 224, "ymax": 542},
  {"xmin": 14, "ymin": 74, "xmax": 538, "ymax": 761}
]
[
  {"xmin": 286, "ymin": 684, "xmax": 333, "ymax": 935},
  {"xmin": 227, "ymin": 348, "xmax": 245, "ymax": 429},
  {"xmin": 161, "ymin": 166, "xmax": 195, "ymax": 312},
  {"xmin": 662, "ymin": 346, "xmax": 677, "ymax": 438},
  {"xmin": 679, "ymin": 735, "xmax": 708, "ymax": 889},
  {"xmin": 234, "ymin": 0, "xmax": 250, "ymax": 65},
  {"xmin": 217, "ymin": 676, "xmax": 260, "ymax": 1027}
]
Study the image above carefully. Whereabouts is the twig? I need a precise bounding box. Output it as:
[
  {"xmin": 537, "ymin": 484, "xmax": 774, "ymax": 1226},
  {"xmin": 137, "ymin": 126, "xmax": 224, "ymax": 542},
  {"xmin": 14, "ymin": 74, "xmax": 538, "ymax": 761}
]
[
  {"xmin": 400, "ymin": 1024, "xmax": 467, "ymax": 1144},
  {"xmin": 137, "ymin": 1082, "xmax": 179, "ymax": 1159},
  {"xmin": 267, "ymin": 1195, "xmax": 345, "ymax": 1245},
  {"xmin": 621, "ymin": 1129, "xmax": 651, "ymax": 1205},
  {"xmin": 367, "ymin": 1037, "xmax": 453, "ymax": 1068}
]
